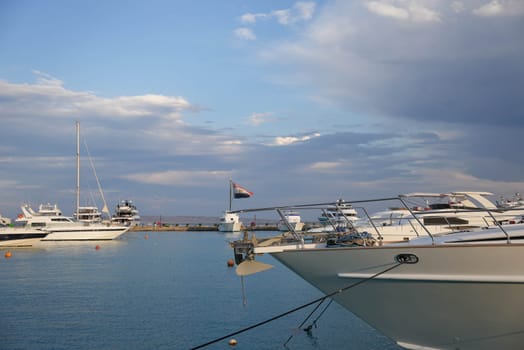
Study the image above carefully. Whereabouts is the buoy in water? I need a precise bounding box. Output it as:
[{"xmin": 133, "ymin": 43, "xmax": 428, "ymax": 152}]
[
  {"xmin": 5, "ymin": 251, "xmax": 12, "ymax": 258},
  {"xmin": 95, "ymin": 245, "xmax": 101, "ymax": 250},
  {"xmin": 228, "ymin": 339, "xmax": 237, "ymax": 346},
  {"xmin": 144, "ymin": 234, "xmax": 149, "ymax": 240},
  {"xmin": 227, "ymin": 259, "xmax": 235, "ymax": 267}
]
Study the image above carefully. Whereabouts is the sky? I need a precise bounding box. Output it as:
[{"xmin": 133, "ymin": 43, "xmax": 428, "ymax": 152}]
[{"xmin": 0, "ymin": 0, "xmax": 523, "ymax": 220}]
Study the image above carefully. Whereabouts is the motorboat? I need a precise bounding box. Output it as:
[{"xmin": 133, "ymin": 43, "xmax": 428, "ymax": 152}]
[
  {"xmin": 111, "ymin": 200, "xmax": 140, "ymax": 226},
  {"xmin": 0, "ymin": 213, "xmax": 48, "ymax": 247},
  {"xmin": 0, "ymin": 227, "xmax": 49, "ymax": 247},
  {"xmin": 218, "ymin": 211, "xmax": 242, "ymax": 232},
  {"xmin": 74, "ymin": 205, "xmax": 102, "ymax": 223},
  {"xmin": 350, "ymin": 192, "xmax": 524, "ymax": 243},
  {"xmin": 230, "ymin": 196, "xmax": 524, "ymax": 349},
  {"xmin": 277, "ymin": 210, "xmax": 304, "ymax": 232},
  {"xmin": 307, "ymin": 198, "xmax": 359, "ymax": 233},
  {"xmin": 218, "ymin": 180, "xmax": 252, "ymax": 232},
  {"xmin": 15, "ymin": 204, "xmax": 128, "ymax": 241}
]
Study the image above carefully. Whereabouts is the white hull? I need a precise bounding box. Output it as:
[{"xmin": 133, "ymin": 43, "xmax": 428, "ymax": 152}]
[
  {"xmin": 277, "ymin": 222, "xmax": 304, "ymax": 232},
  {"xmin": 218, "ymin": 222, "xmax": 242, "ymax": 232},
  {"xmin": 0, "ymin": 227, "xmax": 48, "ymax": 247},
  {"xmin": 41, "ymin": 224, "xmax": 129, "ymax": 241},
  {"xmin": 269, "ymin": 242, "xmax": 524, "ymax": 350}
]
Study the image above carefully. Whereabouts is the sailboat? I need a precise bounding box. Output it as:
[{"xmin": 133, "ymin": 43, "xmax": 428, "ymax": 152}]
[
  {"xmin": 73, "ymin": 134, "xmax": 110, "ymax": 224},
  {"xmin": 218, "ymin": 180, "xmax": 252, "ymax": 232},
  {"xmin": 15, "ymin": 122, "xmax": 129, "ymax": 241}
]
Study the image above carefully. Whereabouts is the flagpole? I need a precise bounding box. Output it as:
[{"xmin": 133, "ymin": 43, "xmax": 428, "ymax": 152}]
[{"xmin": 228, "ymin": 179, "xmax": 233, "ymax": 211}]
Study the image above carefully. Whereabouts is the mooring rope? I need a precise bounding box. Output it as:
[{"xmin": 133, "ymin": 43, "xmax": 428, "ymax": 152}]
[
  {"xmin": 283, "ymin": 298, "xmax": 327, "ymax": 347},
  {"xmin": 284, "ymin": 299, "xmax": 333, "ymax": 348},
  {"xmin": 188, "ymin": 261, "xmax": 403, "ymax": 350}
]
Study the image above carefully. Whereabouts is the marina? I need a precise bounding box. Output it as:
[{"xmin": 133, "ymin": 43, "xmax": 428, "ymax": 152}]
[
  {"xmin": 2, "ymin": 1, "xmax": 522, "ymax": 349},
  {"xmin": 1, "ymin": 230, "xmax": 400, "ymax": 350}
]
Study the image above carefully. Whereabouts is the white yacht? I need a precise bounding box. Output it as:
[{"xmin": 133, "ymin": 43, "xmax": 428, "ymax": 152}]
[
  {"xmin": 351, "ymin": 191, "xmax": 524, "ymax": 243},
  {"xmin": 277, "ymin": 210, "xmax": 304, "ymax": 232},
  {"xmin": 218, "ymin": 211, "xmax": 242, "ymax": 232},
  {"xmin": 111, "ymin": 200, "xmax": 140, "ymax": 226},
  {"xmin": 15, "ymin": 204, "xmax": 128, "ymax": 241},
  {"xmin": 74, "ymin": 205, "xmax": 102, "ymax": 224},
  {"xmin": 308, "ymin": 199, "xmax": 359, "ymax": 233},
  {"xmin": 230, "ymin": 196, "xmax": 524, "ymax": 350},
  {"xmin": 6, "ymin": 122, "xmax": 129, "ymax": 242},
  {"xmin": 0, "ymin": 212, "xmax": 48, "ymax": 247}
]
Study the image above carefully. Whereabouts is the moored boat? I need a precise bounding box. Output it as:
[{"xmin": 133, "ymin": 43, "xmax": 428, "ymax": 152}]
[
  {"xmin": 218, "ymin": 211, "xmax": 242, "ymax": 232},
  {"xmin": 230, "ymin": 196, "xmax": 524, "ymax": 349},
  {"xmin": 111, "ymin": 200, "xmax": 140, "ymax": 226},
  {"xmin": 16, "ymin": 204, "xmax": 128, "ymax": 241},
  {"xmin": 277, "ymin": 210, "xmax": 304, "ymax": 232}
]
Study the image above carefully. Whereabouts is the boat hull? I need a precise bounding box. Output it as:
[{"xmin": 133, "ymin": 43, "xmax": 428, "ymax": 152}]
[
  {"xmin": 0, "ymin": 229, "xmax": 48, "ymax": 247},
  {"xmin": 218, "ymin": 222, "xmax": 242, "ymax": 232},
  {"xmin": 270, "ymin": 244, "xmax": 524, "ymax": 350},
  {"xmin": 41, "ymin": 225, "xmax": 129, "ymax": 241}
]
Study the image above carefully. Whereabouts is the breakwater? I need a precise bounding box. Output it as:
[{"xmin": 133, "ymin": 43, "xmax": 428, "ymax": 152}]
[{"xmin": 130, "ymin": 223, "xmax": 280, "ymax": 232}]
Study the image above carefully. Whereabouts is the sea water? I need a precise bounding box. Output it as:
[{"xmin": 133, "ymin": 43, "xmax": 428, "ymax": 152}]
[{"xmin": 0, "ymin": 231, "xmax": 401, "ymax": 350}]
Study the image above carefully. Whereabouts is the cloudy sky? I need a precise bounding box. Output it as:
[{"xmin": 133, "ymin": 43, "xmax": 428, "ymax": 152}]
[{"xmin": 0, "ymin": 0, "xmax": 523, "ymax": 219}]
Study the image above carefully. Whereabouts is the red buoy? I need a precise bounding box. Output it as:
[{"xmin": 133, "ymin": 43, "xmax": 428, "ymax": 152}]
[
  {"xmin": 95, "ymin": 245, "xmax": 101, "ymax": 250},
  {"xmin": 227, "ymin": 259, "xmax": 235, "ymax": 267},
  {"xmin": 5, "ymin": 251, "xmax": 12, "ymax": 258}
]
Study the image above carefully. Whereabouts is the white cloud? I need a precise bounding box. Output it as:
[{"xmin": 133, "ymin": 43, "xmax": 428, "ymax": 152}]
[
  {"xmin": 295, "ymin": 1, "xmax": 316, "ymax": 21},
  {"xmin": 240, "ymin": 13, "xmax": 267, "ymax": 24},
  {"xmin": 248, "ymin": 112, "xmax": 273, "ymax": 126},
  {"xmin": 272, "ymin": 132, "xmax": 321, "ymax": 146},
  {"xmin": 474, "ymin": 0, "xmax": 504, "ymax": 16},
  {"xmin": 234, "ymin": 27, "xmax": 256, "ymax": 40},
  {"xmin": 123, "ymin": 170, "xmax": 231, "ymax": 186},
  {"xmin": 309, "ymin": 161, "xmax": 343, "ymax": 170},
  {"xmin": 473, "ymin": 0, "xmax": 524, "ymax": 16},
  {"xmin": 365, "ymin": 1, "xmax": 410, "ymax": 20},
  {"xmin": 239, "ymin": 1, "xmax": 316, "ymax": 26},
  {"xmin": 0, "ymin": 72, "xmax": 193, "ymax": 120},
  {"xmin": 365, "ymin": 1, "xmax": 441, "ymax": 22}
]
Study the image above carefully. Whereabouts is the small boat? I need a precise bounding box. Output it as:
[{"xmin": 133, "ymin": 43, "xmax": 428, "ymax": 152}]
[
  {"xmin": 0, "ymin": 213, "xmax": 48, "ymax": 247},
  {"xmin": 218, "ymin": 211, "xmax": 242, "ymax": 232},
  {"xmin": 230, "ymin": 195, "xmax": 524, "ymax": 349},
  {"xmin": 111, "ymin": 200, "xmax": 140, "ymax": 226},
  {"xmin": 277, "ymin": 210, "xmax": 304, "ymax": 232},
  {"xmin": 307, "ymin": 198, "xmax": 359, "ymax": 233},
  {"xmin": 218, "ymin": 180, "xmax": 253, "ymax": 232}
]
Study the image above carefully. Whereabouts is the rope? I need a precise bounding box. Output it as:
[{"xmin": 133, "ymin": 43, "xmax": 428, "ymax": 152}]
[
  {"xmin": 188, "ymin": 262, "xmax": 403, "ymax": 350},
  {"xmin": 283, "ymin": 298, "xmax": 326, "ymax": 346},
  {"xmin": 304, "ymin": 298, "xmax": 334, "ymax": 334}
]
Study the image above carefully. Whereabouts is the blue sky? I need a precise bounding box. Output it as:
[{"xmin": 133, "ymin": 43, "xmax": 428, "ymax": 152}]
[{"xmin": 1, "ymin": 0, "xmax": 523, "ymax": 219}]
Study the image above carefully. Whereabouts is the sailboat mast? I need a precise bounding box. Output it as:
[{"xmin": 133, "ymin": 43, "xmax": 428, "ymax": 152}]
[{"xmin": 76, "ymin": 121, "xmax": 80, "ymax": 218}]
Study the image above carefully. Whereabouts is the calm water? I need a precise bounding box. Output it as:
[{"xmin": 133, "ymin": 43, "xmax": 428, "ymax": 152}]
[{"xmin": 1, "ymin": 231, "xmax": 401, "ymax": 350}]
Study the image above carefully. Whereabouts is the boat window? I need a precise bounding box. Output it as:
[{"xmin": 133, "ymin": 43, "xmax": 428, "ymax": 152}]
[
  {"xmin": 428, "ymin": 203, "xmax": 451, "ymax": 210},
  {"xmin": 423, "ymin": 217, "xmax": 469, "ymax": 225}
]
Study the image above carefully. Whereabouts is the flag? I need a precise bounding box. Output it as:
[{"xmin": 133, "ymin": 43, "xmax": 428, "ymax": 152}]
[{"xmin": 233, "ymin": 182, "xmax": 253, "ymax": 199}]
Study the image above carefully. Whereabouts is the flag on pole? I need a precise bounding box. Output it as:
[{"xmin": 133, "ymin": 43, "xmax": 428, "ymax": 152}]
[{"xmin": 233, "ymin": 182, "xmax": 253, "ymax": 199}]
